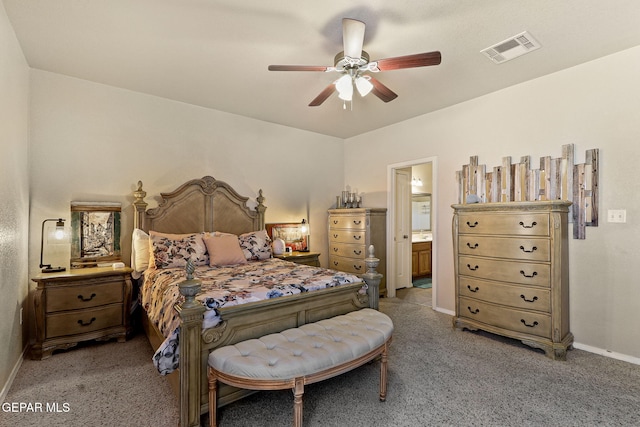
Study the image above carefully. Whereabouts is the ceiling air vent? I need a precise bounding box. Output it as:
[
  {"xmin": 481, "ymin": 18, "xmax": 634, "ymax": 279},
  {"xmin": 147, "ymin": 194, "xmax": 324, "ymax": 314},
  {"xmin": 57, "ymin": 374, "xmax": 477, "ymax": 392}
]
[{"xmin": 481, "ymin": 31, "xmax": 541, "ymax": 64}]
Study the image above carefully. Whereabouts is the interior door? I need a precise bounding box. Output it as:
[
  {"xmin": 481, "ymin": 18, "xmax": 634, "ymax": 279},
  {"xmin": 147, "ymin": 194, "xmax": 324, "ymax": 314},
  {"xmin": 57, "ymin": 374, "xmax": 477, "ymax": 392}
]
[{"xmin": 394, "ymin": 168, "xmax": 412, "ymax": 289}]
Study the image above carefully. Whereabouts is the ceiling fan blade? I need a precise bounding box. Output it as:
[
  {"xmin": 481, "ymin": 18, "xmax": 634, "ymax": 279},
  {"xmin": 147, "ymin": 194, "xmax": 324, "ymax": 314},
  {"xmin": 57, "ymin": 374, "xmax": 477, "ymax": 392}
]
[
  {"xmin": 309, "ymin": 83, "xmax": 337, "ymax": 106},
  {"xmin": 343, "ymin": 18, "xmax": 365, "ymax": 59},
  {"xmin": 268, "ymin": 65, "xmax": 331, "ymax": 72},
  {"xmin": 369, "ymin": 77, "xmax": 398, "ymax": 103},
  {"xmin": 373, "ymin": 51, "xmax": 442, "ymax": 71}
]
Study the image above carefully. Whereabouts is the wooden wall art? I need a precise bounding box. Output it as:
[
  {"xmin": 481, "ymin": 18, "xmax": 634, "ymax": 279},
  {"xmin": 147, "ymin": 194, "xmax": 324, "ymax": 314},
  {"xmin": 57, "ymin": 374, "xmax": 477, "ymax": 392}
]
[{"xmin": 455, "ymin": 144, "xmax": 599, "ymax": 239}]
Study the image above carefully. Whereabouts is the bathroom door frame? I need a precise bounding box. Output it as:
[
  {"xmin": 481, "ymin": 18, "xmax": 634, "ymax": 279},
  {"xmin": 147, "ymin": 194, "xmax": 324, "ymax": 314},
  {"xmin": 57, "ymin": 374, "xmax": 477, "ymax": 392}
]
[{"xmin": 387, "ymin": 156, "xmax": 437, "ymax": 309}]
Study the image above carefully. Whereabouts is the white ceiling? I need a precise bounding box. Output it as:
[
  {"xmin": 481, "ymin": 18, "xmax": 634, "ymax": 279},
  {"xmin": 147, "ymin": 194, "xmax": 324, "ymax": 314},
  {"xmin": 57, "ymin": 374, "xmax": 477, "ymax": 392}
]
[{"xmin": 4, "ymin": 0, "xmax": 640, "ymax": 138}]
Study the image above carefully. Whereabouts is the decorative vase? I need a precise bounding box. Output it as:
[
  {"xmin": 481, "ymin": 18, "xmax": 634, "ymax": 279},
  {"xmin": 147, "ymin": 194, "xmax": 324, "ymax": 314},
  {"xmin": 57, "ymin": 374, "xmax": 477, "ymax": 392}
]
[{"xmin": 272, "ymin": 238, "xmax": 286, "ymax": 255}]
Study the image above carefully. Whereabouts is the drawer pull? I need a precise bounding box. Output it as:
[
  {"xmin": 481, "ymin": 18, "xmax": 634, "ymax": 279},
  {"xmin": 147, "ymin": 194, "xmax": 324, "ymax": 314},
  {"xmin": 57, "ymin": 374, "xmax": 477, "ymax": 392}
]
[
  {"xmin": 467, "ymin": 307, "xmax": 480, "ymax": 314},
  {"xmin": 353, "ymin": 235, "xmax": 362, "ymax": 240},
  {"xmin": 353, "ymin": 250, "xmax": 362, "ymax": 255},
  {"xmin": 466, "ymin": 242, "xmax": 479, "ymax": 249},
  {"xmin": 353, "ymin": 220, "xmax": 362, "ymax": 225},
  {"xmin": 520, "ymin": 270, "xmax": 538, "ymax": 278},
  {"xmin": 353, "ymin": 265, "xmax": 362, "ymax": 271},
  {"xmin": 521, "ymin": 319, "xmax": 539, "ymax": 328},
  {"xmin": 78, "ymin": 317, "xmax": 96, "ymax": 327},
  {"xmin": 333, "ymin": 220, "xmax": 339, "ymax": 224},
  {"xmin": 333, "ymin": 261, "xmax": 339, "ymax": 266},
  {"xmin": 466, "ymin": 264, "xmax": 479, "ymax": 271},
  {"xmin": 466, "ymin": 221, "xmax": 479, "ymax": 228},
  {"xmin": 333, "ymin": 248, "xmax": 339, "ymax": 252},
  {"xmin": 333, "ymin": 234, "xmax": 338, "ymax": 238},
  {"xmin": 520, "ymin": 294, "xmax": 539, "ymax": 303},
  {"xmin": 519, "ymin": 221, "xmax": 538, "ymax": 229},
  {"xmin": 520, "ymin": 246, "xmax": 538, "ymax": 253},
  {"xmin": 467, "ymin": 285, "xmax": 479, "ymax": 293},
  {"xmin": 77, "ymin": 293, "xmax": 97, "ymax": 302}
]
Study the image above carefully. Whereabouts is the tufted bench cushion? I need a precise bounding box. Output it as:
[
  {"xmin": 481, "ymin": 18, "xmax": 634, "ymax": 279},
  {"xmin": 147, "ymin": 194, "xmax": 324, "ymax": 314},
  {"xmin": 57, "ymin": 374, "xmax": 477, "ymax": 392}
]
[{"xmin": 207, "ymin": 308, "xmax": 393, "ymax": 427}]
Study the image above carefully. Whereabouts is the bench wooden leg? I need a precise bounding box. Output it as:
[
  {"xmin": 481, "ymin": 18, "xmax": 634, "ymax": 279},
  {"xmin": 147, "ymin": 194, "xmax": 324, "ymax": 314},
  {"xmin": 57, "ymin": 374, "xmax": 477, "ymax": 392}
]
[
  {"xmin": 208, "ymin": 367, "xmax": 218, "ymax": 427},
  {"xmin": 293, "ymin": 377, "xmax": 304, "ymax": 427},
  {"xmin": 379, "ymin": 342, "xmax": 388, "ymax": 402}
]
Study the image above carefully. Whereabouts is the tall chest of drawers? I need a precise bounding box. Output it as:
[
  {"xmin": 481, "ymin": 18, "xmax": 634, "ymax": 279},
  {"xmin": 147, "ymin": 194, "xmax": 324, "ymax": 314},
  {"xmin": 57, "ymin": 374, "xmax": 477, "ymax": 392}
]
[
  {"xmin": 328, "ymin": 208, "xmax": 387, "ymax": 295},
  {"xmin": 452, "ymin": 201, "xmax": 573, "ymax": 360}
]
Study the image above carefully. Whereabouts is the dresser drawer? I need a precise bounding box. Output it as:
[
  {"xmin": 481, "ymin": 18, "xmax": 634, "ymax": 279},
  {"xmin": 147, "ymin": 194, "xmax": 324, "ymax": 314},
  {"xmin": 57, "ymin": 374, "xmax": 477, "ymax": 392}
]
[
  {"xmin": 46, "ymin": 281, "xmax": 123, "ymax": 313},
  {"xmin": 329, "ymin": 229, "xmax": 366, "ymax": 244},
  {"xmin": 458, "ymin": 213, "xmax": 549, "ymax": 236},
  {"xmin": 459, "ymin": 256, "xmax": 550, "ymax": 287},
  {"xmin": 458, "ymin": 236, "xmax": 550, "ymax": 262},
  {"xmin": 459, "ymin": 277, "xmax": 550, "ymax": 312},
  {"xmin": 46, "ymin": 304, "xmax": 123, "ymax": 339},
  {"xmin": 459, "ymin": 297, "xmax": 551, "ymax": 338},
  {"xmin": 329, "ymin": 255, "xmax": 365, "ymax": 275},
  {"xmin": 329, "ymin": 216, "xmax": 367, "ymax": 230},
  {"xmin": 329, "ymin": 243, "xmax": 366, "ymax": 259}
]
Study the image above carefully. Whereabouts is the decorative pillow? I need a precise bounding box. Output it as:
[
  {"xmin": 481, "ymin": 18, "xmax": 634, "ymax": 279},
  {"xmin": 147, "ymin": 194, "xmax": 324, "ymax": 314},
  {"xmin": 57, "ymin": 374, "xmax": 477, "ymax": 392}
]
[
  {"xmin": 149, "ymin": 231, "xmax": 208, "ymax": 269},
  {"xmin": 131, "ymin": 228, "xmax": 150, "ymax": 275},
  {"xmin": 203, "ymin": 234, "xmax": 247, "ymax": 266},
  {"xmin": 238, "ymin": 230, "xmax": 272, "ymax": 260}
]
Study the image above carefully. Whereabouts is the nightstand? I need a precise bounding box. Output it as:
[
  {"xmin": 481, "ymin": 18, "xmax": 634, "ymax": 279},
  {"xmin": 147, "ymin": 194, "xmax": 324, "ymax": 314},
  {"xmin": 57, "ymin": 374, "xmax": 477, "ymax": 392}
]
[
  {"xmin": 274, "ymin": 251, "xmax": 321, "ymax": 267},
  {"xmin": 31, "ymin": 266, "xmax": 133, "ymax": 360}
]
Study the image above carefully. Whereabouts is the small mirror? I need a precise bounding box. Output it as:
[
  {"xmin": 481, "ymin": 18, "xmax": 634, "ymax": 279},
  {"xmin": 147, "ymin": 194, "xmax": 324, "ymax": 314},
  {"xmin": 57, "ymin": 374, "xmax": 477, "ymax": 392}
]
[
  {"xmin": 70, "ymin": 202, "xmax": 121, "ymax": 268},
  {"xmin": 412, "ymin": 193, "xmax": 431, "ymax": 231}
]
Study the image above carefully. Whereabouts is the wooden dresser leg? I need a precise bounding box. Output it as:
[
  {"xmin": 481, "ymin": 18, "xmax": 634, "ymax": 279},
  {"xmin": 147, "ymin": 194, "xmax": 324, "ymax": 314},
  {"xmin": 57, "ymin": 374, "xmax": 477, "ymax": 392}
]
[
  {"xmin": 208, "ymin": 367, "xmax": 218, "ymax": 427},
  {"xmin": 379, "ymin": 343, "xmax": 388, "ymax": 402},
  {"xmin": 293, "ymin": 377, "xmax": 304, "ymax": 427}
]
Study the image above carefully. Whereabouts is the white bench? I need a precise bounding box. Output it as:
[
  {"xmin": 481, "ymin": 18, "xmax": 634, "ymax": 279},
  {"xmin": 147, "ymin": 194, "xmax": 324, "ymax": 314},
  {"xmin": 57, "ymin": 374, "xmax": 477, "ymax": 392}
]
[{"xmin": 207, "ymin": 308, "xmax": 394, "ymax": 427}]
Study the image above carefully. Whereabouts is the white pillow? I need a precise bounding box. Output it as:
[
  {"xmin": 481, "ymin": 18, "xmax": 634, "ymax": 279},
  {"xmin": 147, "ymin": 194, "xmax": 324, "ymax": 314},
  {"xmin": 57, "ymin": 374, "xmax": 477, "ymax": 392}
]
[{"xmin": 131, "ymin": 228, "xmax": 150, "ymax": 278}]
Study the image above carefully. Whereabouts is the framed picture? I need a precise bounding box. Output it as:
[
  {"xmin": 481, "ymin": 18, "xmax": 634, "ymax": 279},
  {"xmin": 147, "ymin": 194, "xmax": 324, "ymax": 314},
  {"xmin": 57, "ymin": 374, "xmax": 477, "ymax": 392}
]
[
  {"xmin": 266, "ymin": 223, "xmax": 308, "ymax": 252},
  {"xmin": 70, "ymin": 202, "xmax": 121, "ymax": 268}
]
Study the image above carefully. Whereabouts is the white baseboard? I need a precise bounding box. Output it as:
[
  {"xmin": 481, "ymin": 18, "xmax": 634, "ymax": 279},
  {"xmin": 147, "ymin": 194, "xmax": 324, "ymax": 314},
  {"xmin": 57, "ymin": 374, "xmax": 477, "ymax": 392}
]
[
  {"xmin": 434, "ymin": 306, "xmax": 455, "ymax": 316},
  {"xmin": 0, "ymin": 348, "xmax": 26, "ymax": 403},
  {"xmin": 573, "ymin": 342, "xmax": 640, "ymax": 366}
]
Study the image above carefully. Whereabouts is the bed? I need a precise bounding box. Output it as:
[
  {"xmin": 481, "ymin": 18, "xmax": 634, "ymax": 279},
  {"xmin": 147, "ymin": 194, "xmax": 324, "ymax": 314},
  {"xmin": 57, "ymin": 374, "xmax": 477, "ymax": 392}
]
[{"xmin": 130, "ymin": 176, "xmax": 383, "ymax": 427}]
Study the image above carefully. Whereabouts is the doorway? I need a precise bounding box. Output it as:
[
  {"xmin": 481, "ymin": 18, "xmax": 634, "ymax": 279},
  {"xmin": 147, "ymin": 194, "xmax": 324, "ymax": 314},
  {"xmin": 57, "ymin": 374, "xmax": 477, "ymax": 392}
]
[{"xmin": 387, "ymin": 157, "xmax": 437, "ymax": 310}]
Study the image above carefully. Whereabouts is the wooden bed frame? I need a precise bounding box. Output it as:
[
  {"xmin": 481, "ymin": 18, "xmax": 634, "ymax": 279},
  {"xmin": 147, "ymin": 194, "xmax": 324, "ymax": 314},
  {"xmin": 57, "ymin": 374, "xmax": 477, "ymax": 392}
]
[{"xmin": 131, "ymin": 176, "xmax": 383, "ymax": 427}]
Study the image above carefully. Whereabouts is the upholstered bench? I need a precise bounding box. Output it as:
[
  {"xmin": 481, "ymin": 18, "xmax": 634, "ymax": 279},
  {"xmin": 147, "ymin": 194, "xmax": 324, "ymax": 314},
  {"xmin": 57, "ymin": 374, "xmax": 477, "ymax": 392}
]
[{"xmin": 207, "ymin": 308, "xmax": 394, "ymax": 427}]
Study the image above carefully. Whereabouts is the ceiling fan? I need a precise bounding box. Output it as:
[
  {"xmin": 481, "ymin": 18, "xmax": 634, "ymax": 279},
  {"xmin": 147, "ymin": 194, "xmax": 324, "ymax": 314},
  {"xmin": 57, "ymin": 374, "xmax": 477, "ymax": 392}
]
[{"xmin": 268, "ymin": 18, "xmax": 441, "ymax": 107}]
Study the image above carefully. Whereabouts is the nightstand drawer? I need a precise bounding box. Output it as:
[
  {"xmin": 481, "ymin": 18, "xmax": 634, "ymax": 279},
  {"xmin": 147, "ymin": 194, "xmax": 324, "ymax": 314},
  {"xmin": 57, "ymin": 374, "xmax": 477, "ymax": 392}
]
[
  {"xmin": 46, "ymin": 304, "xmax": 123, "ymax": 339},
  {"xmin": 46, "ymin": 281, "xmax": 123, "ymax": 312}
]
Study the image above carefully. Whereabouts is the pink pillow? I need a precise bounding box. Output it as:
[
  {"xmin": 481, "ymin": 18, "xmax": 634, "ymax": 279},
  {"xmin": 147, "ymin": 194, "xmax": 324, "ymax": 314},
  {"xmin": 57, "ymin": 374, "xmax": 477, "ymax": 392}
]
[{"xmin": 203, "ymin": 234, "xmax": 247, "ymax": 266}]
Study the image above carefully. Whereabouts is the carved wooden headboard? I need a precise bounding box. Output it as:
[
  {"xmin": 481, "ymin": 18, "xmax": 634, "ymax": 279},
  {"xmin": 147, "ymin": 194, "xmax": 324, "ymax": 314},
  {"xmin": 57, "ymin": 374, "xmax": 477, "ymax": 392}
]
[{"xmin": 132, "ymin": 176, "xmax": 266, "ymax": 235}]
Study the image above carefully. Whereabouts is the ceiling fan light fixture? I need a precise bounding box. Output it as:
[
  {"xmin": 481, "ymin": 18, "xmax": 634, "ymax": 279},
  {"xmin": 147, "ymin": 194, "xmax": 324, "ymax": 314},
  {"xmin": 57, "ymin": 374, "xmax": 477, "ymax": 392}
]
[
  {"xmin": 335, "ymin": 75, "xmax": 353, "ymax": 101},
  {"xmin": 355, "ymin": 76, "xmax": 373, "ymax": 97}
]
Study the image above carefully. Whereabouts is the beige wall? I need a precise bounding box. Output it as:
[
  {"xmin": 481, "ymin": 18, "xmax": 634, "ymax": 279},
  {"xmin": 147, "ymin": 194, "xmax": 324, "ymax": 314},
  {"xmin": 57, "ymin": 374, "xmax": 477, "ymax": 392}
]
[
  {"xmin": 344, "ymin": 45, "xmax": 640, "ymax": 362},
  {"xmin": 28, "ymin": 70, "xmax": 346, "ymax": 277},
  {"xmin": 0, "ymin": 2, "xmax": 30, "ymax": 398}
]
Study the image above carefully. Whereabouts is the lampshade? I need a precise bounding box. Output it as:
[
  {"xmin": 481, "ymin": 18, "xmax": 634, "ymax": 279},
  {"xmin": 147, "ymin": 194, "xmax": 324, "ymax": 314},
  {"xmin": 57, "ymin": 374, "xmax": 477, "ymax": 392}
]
[
  {"xmin": 355, "ymin": 76, "xmax": 373, "ymax": 97},
  {"xmin": 335, "ymin": 75, "xmax": 353, "ymax": 101},
  {"xmin": 40, "ymin": 218, "xmax": 66, "ymax": 273}
]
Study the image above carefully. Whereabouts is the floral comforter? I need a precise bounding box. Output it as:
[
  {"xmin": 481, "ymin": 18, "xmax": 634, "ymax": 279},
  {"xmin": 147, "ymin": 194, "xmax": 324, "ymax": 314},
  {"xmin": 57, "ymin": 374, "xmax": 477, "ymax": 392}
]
[{"xmin": 141, "ymin": 258, "xmax": 364, "ymax": 375}]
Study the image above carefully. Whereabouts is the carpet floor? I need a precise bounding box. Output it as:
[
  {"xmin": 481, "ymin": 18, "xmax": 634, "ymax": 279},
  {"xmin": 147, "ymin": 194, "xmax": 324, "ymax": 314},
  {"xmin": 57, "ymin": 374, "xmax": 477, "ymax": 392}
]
[{"xmin": 3, "ymin": 288, "xmax": 639, "ymax": 426}]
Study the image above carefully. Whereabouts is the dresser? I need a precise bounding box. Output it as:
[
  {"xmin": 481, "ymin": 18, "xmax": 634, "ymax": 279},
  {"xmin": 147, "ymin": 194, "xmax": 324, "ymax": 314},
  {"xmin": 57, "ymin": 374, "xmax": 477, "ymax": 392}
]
[
  {"xmin": 31, "ymin": 266, "xmax": 133, "ymax": 360},
  {"xmin": 328, "ymin": 208, "xmax": 386, "ymax": 295},
  {"xmin": 452, "ymin": 201, "xmax": 572, "ymax": 360}
]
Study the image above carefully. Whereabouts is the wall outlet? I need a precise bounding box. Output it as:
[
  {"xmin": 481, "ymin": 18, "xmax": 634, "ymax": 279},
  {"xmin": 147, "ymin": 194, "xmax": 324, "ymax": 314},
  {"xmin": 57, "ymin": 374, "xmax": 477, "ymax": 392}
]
[{"xmin": 607, "ymin": 209, "xmax": 626, "ymax": 223}]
